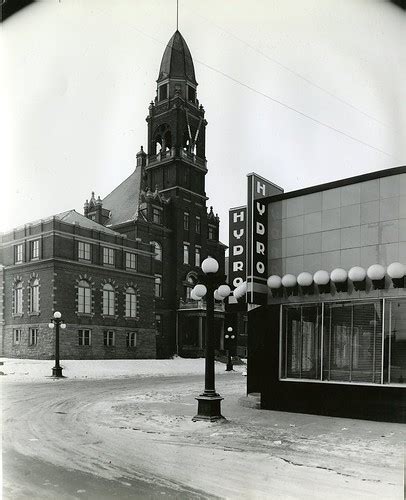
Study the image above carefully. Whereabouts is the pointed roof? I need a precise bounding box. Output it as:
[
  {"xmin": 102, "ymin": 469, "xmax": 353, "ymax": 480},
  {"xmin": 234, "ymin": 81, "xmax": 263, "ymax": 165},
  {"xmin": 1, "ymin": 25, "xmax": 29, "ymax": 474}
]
[
  {"xmin": 157, "ymin": 30, "xmax": 197, "ymax": 85},
  {"xmin": 102, "ymin": 167, "xmax": 142, "ymax": 226}
]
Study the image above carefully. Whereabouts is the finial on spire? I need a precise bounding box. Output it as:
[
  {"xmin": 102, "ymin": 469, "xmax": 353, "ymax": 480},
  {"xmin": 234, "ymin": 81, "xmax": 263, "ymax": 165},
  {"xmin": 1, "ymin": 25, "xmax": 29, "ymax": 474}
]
[{"xmin": 176, "ymin": 0, "xmax": 179, "ymax": 30}]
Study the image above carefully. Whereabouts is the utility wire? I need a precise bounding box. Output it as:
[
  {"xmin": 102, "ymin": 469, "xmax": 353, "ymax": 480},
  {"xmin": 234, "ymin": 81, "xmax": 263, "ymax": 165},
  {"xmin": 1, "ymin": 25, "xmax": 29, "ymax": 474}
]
[
  {"xmin": 132, "ymin": 26, "xmax": 396, "ymax": 159},
  {"xmin": 192, "ymin": 10, "xmax": 393, "ymax": 131}
]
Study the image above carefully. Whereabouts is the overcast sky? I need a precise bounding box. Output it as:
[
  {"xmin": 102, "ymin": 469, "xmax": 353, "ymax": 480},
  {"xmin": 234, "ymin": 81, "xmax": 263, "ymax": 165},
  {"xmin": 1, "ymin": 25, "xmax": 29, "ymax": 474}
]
[{"xmin": 1, "ymin": 0, "xmax": 405, "ymax": 245}]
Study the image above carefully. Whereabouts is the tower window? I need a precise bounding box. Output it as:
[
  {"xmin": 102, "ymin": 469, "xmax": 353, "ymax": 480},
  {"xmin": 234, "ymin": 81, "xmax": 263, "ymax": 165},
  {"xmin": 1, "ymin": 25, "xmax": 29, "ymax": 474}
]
[
  {"xmin": 155, "ymin": 275, "xmax": 162, "ymax": 298},
  {"xmin": 195, "ymin": 246, "xmax": 201, "ymax": 267},
  {"xmin": 183, "ymin": 243, "xmax": 190, "ymax": 265},
  {"xmin": 159, "ymin": 84, "xmax": 168, "ymax": 101},
  {"xmin": 195, "ymin": 216, "xmax": 201, "ymax": 234},
  {"xmin": 183, "ymin": 212, "xmax": 189, "ymax": 231},
  {"xmin": 152, "ymin": 207, "xmax": 162, "ymax": 225},
  {"xmin": 208, "ymin": 225, "xmax": 216, "ymax": 240},
  {"xmin": 188, "ymin": 85, "xmax": 196, "ymax": 102}
]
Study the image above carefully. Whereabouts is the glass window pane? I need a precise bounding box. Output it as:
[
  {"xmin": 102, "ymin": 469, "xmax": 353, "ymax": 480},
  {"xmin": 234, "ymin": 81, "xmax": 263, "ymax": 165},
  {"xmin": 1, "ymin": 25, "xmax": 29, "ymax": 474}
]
[{"xmin": 386, "ymin": 299, "xmax": 406, "ymax": 384}]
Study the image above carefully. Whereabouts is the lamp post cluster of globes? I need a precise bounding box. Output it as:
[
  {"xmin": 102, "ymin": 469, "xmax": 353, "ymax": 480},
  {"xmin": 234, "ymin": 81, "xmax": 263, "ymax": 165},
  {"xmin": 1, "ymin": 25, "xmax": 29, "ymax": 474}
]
[
  {"xmin": 189, "ymin": 256, "xmax": 232, "ymax": 421},
  {"xmin": 46, "ymin": 256, "xmax": 235, "ymax": 421}
]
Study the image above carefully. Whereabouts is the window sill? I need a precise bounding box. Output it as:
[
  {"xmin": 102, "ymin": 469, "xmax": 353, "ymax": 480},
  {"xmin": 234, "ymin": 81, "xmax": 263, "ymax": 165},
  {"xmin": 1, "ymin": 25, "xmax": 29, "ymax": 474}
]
[
  {"xmin": 12, "ymin": 314, "xmax": 24, "ymax": 318},
  {"xmin": 101, "ymin": 315, "xmax": 118, "ymax": 319},
  {"xmin": 78, "ymin": 258, "xmax": 91, "ymax": 263},
  {"xmin": 124, "ymin": 316, "xmax": 139, "ymax": 321},
  {"xmin": 279, "ymin": 377, "xmax": 406, "ymax": 388},
  {"xmin": 29, "ymin": 312, "xmax": 40, "ymax": 316},
  {"xmin": 76, "ymin": 312, "xmax": 94, "ymax": 318}
]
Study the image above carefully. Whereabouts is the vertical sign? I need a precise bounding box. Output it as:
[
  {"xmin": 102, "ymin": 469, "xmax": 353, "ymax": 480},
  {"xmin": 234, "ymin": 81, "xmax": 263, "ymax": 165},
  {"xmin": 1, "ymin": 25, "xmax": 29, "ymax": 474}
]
[
  {"xmin": 246, "ymin": 173, "xmax": 283, "ymax": 304},
  {"xmin": 228, "ymin": 206, "xmax": 247, "ymax": 290}
]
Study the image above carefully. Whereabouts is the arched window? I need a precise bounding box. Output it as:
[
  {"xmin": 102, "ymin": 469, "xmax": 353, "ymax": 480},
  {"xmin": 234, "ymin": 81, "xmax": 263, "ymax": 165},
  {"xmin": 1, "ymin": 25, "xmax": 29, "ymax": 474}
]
[
  {"xmin": 103, "ymin": 283, "xmax": 115, "ymax": 316},
  {"xmin": 29, "ymin": 279, "xmax": 39, "ymax": 313},
  {"xmin": 151, "ymin": 241, "xmax": 162, "ymax": 261},
  {"xmin": 13, "ymin": 281, "xmax": 23, "ymax": 315},
  {"xmin": 125, "ymin": 287, "xmax": 137, "ymax": 318},
  {"xmin": 78, "ymin": 280, "xmax": 91, "ymax": 314}
]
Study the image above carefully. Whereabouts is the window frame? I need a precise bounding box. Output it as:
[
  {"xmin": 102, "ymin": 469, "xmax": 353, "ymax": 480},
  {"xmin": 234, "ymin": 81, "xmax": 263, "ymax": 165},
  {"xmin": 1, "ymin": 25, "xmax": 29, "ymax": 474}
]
[
  {"xmin": 102, "ymin": 284, "xmax": 115, "ymax": 316},
  {"xmin": 125, "ymin": 252, "xmax": 137, "ymax": 270},
  {"xmin": 29, "ymin": 279, "xmax": 40, "ymax": 314},
  {"xmin": 29, "ymin": 327, "xmax": 38, "ymax": 346},
  {"xmin": 195, "ymin": 216, "xmax": 201, "ymax": 234},
  {"xmin": 102, "ymin": 247, "xmax": 115, "ymax": 266},
  {"xmin": 279, "ymin": 298, "xmax": 403, "ymax": 387},
  {"xmin": 152, "ymin": 207, "xmax": 162, "ymax": 225},
  {"xmin": 13, "ymin": 328, "xmax": 22, "ymax": 345},
  {"xmin": 183, "ymin": 212, "xmax": 189, "ymax": 231},
  {"xmin": 30, "ymin": 239, "xmax": 40, "ymax": 260},
  {"xmin": 151, "ymin": 241, "xmax": 162, "ymax": 261},
  {"xmin": 183, "ymin": 243, "xmax": 190, "ymax": 265},
  {"xmin": 126, "ymin": 331, "xmax": 137, "ymax": 348},
  {"xmin": 78, "ymin": 329, "xmax": 92, "ymax": 346},
  {"xmin": 77, "ymin": 280, "xmax": 91, "ymax": 314},
  {"xmin": 195, "ymin": 246, "xmax": 201, "ymax": 267},
  {"xmin": 13, "ymin": 281, "xmax": 23, "ymax": 315},
  {"xmin": 103, "ymin": 330, "xmax": 115, "ymax": 347},
  {"xmin": 154, "ymin": 274, "xmax": 162, "ymax": 298},
  {"xmin": 15, "ymin": 244, "xmax": 23, "ymax": 264},
  {"xmin": 78, "ymin": 241, "xmax": 91, "ymax": 261},
  {"xmin": 125, "ymin": 287, "xmax": 137, "ymax": 318}
]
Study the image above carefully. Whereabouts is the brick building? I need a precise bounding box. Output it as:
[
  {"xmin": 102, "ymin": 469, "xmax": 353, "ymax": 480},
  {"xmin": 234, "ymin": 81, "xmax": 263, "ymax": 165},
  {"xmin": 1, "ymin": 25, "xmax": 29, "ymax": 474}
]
[
  {"xmin": 1, "ymin": 30, "xmax": 226, "ymax": 360},
  {"xmin": 0, "ymin": 210, "xmax": 156, "ymax": 359}
]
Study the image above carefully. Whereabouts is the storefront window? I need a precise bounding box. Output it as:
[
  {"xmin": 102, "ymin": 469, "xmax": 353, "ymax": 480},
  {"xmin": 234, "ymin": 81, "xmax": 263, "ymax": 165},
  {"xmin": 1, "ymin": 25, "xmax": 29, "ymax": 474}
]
[{"xmin": 281, "ymin": 299, "xmax": 403, "ymax": 385}]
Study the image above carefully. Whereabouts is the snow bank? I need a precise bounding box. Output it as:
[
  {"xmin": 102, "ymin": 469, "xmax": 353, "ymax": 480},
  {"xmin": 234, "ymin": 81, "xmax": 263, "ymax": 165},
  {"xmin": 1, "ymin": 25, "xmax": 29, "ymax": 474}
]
[{"xmin": 0, "ymin": 357, "xmax": 246, "ymax": 383}]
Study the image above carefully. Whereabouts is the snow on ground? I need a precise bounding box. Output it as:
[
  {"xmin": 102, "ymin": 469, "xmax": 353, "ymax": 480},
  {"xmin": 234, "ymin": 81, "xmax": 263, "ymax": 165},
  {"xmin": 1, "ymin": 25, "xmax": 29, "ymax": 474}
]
[{"xmin": 0, "ymin": 357, "xmax": 246, "ymax": 383}]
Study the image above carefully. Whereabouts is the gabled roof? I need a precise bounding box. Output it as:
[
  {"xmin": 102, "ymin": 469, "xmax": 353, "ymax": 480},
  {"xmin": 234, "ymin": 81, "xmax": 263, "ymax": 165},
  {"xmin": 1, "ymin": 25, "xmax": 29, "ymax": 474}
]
[
  {"xmin": 158, "ymin": 30, "xmax": 197, "ymax": 85},
  {"xmin": 102, "ymin": 167, "xmax": 142, "ymax": 226}
]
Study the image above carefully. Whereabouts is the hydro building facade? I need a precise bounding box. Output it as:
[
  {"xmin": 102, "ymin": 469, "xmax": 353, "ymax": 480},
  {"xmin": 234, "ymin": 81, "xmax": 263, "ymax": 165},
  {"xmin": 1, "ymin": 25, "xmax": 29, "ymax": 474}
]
[{"xmin": 230, "ymin": 167, "xmax": 406, "ymax": 422}]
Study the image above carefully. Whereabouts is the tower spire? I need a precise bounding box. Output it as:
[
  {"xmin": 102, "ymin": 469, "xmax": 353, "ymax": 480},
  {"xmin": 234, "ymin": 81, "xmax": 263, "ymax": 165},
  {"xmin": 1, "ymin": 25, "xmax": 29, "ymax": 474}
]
[{"xmin": 176, "ymin": 0, "xmax": 179, "ymax": 31}]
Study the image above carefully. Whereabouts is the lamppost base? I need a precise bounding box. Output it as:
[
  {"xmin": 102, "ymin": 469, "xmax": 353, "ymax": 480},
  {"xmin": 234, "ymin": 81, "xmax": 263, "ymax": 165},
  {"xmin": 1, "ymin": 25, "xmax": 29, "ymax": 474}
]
[
  {"xmin": 51, "ymin": 366, "xmax": 64, "ymax": 378},
  {"xmin": 192, "ymin": 394, "xmax": 225, "ymax": 422}
]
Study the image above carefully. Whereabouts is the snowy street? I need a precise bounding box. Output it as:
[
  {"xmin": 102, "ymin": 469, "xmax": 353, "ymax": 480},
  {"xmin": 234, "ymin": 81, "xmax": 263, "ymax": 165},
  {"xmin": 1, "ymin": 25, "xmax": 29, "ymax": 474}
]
[{"xmin": 1, "ymin": 359, "xmax": 405, "ymax": 499}]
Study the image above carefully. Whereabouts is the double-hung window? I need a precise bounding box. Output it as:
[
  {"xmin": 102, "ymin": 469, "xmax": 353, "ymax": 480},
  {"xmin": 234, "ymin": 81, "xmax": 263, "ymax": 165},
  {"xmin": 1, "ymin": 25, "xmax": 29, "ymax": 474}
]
[
  {"xmin": 29, "ymin": 279, "xmax": 40, "ymax": 313},
  {"xmin": 183, "ymin": 243, "xmax": 189, "ymax": 265},
  {"xmin": 126, "ymin": 252, "xmax": 137, "ymax": 270},
  {"xmin": 78, "ymin": 329, "xmax": 91, "ymax": 346},
  {"xmin": 78, "ymin": 242, "xmax": 91, "ymax": 261},
  {"xmin": 30, "ymin": 240, "xmax": 40, "ymax": 260},
  {"xmin": 103, "ymin": 247, "xmax": 114, "ymax": 266},
  {"xmin": 13, "ymin": 282, "xmax": 23, "ymax": 315},
  {"xmin": 103, "ymin": 284, "xmax": 115, "ymax": 316},
  {"xmin": 77, "ymin": 280, "xmax": 91, "ymax": 314},
  {"xmin": 127, "ymin": 332, "xmax": 137, "ymax": 347},
  {"xmin": 15, "ymin": 244, "xmax": 23, "ymax": 263},
  {"xmin": 29, "ymin": 328, "xmax": 38, "ymax": 345},
  {"xmin": 13, "ymin": 329, "xmax": 22, "ymax": 345},
  {"xmin": 125, "ymin": 287, "xmax": 137, "ymax": 318},
  {"xmin": 154, "ymin": 275, "xmax": 162, "ymax": 298},
  {"xmin": 104, "ymin": 330, "xmax": 115, "ymax": 347}
]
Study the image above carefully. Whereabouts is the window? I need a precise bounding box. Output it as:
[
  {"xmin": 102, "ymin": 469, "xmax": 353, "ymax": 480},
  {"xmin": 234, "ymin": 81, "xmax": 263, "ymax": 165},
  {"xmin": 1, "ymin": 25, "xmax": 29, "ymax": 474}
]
[
  {"xmin": 154, "ymin": 275, "xmax": 162, "ymax": 298},
  {"xmin": 195, "ymin": 216, "xmax": 201, "ymax": 234},
  {"xmin": 281, "ymin": 301, "xmax": 384, "ymax": 384},
  {"xmin": 152, "ymin": 207, "xmax": 162, "ymax": 225},
  {"xmin": 385, "ymin": 299, "xmax": 406, "ymax": 384},
  {"xmin": 15, "ymin": 244, "xmax": 23, "ymax": 263},
  {"xmin": 126, "ymin": 252, "xmax": 137, "ymax": 270},
  {"xmin": 125, "ymin": 287, "xmax": 137, "ymax": 318},
  {"xmin": 78, "ymin": 329, "xmax": 91, "ymax": 346},
  {"xmin": 127, "ymin": 331, "xmax": 137, "ymax": 347},
  {"xmin": 104, "ymin": 330, "xmax": 115, "ymax": 347},
  {"xmin": 13, "ymin": 329, "xmax": 22, "ymax": 345},
  {"xmin": 195, "ymin": 247, "xmax": 201, "ymax": 267},
  {"xmin": 151, "ymin": 241, "xmax": 162, "ymax": 261},
  {"xmin": 183, "ymin": 212, "xmax": 189, "ymax": 230},
  {"xmin": 29, "ymin": 279, "xmax": 39, "ymax": 313},
  {"xmin": 78, "ymin": 241, "xmax": 91, "ymax": 261},
  {"xmin": 188, "ymin": 85, "xmax": 196, "ymax": 102},
  {"xmin": 208, "ymin": 225, "xmax": 215, "ymax": 240},
  {"xmin": 77, "ymin": 280, "xmax": 91, "ymax": 314},
  {"xmin": 29, "ymin": 328, "xmax": 38, "ymax": 346},
  {"xmin": 13, "ymin": 281, "xmax": 23, "ymax": 315},
  {"xmin": 30, "ymin": 240, "xmax": 40, "ymax": 260},
  {"xmin": 183, "ymin": 243, "xmax": 189, "ymax": 265},
  {"xmin": 155, "ymin": 314, "xmax": 163, "ymax": 335},
  {"xmin": 103, "ymin": 247, "xmax": 114, "ymax": 266},
  {"xmin": 103, "ymin": 284, "xmax": 115, "ymax": 316},
  {"xmin": 159, "ymin": 83, "xmax": 168, "ymax": 101}
]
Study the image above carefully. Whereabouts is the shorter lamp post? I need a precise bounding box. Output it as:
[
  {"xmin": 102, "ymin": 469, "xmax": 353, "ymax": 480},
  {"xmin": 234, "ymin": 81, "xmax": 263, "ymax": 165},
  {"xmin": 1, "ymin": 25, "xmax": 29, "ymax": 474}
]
[
  {"xmin": 48, "ymin": 311, "xmax": 66, "ymax": 378},
  {"xmin": 224, "ymin": 326, "xmax": 235, "ymax": 371},
  {"xmin": 191, "ymin": 256, "xmax": 231, "ymax": 421}
]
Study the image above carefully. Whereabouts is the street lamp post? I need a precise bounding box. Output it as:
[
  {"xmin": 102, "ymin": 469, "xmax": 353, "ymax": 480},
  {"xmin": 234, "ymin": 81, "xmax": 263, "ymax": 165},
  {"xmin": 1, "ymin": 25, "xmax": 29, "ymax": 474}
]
[
  {"xmin": 191, "ymin": 257, "xmax": 231, "ymax": 421},
  {"xmin": 225, "ymin": 326, "xmax": 235, "ymax": 371},
  {"xmin": 48, "ymin": 311, "xmax": 66, "ymax": 378}
]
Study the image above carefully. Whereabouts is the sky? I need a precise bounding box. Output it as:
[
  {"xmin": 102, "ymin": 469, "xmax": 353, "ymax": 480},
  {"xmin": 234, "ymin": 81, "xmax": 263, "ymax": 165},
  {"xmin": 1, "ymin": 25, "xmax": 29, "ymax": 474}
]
[{"xmin": 1, "ymin": 0, "xmax": 405, "ymax": 246}]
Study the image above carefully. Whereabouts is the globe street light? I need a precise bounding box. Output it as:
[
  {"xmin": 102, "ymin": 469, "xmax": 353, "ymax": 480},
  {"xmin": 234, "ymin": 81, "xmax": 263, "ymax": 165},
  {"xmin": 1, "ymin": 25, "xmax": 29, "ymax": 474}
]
[
  {"xmin": 192, "ymin": 256, "xmax": 231, "ymax": 421},
  {"xmin": 48, "ymin": 311, "xmax": 66, "ymax": 378},
  {"xmin": 224, "ymin": 326, "xmax": 236, "ymax": 372}
]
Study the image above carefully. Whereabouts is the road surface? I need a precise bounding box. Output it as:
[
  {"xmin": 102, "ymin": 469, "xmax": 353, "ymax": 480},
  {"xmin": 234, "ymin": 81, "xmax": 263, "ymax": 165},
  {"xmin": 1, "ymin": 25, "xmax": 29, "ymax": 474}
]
[{"xmin": 2, "ymin": 373, "xmax": 404, "ymax": 499}]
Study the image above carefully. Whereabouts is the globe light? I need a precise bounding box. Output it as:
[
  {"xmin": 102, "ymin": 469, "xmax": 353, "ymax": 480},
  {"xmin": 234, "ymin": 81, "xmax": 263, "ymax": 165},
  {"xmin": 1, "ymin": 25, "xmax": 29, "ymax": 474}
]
[
  {"xmin": 281, "ymin": 274, "xmax": 297, "ymax": 288},
  {"xmin": 193, "ymin": 284, "xmax": 207, "ymax": 298},
  {"xmin": 225, "ymin": 334, "xmax": 229, "ymax": 339},
  {"xmin": 387, "ymin": 262, "xmax": 405, "ymax": 279},
  {"xmin": 297, "ymin": 272, "xmax": 313, "ymax": 287},
  {"xmin": 313, "ymin": 270, "xmax": 330, "ymax": 286},
  {"xmin": 48, "ymin": 322, "xmax": 55, "ymax": 329},
  {"xmin": 217, "ymin": 284, "xmax": 231, "ymax": 298},
  {"xmin": 267, "ymin": 275, "xmax": 282, "ymax": 289},
  {"xmin": 367, "ymin": 264, "xmax": 385, "ymax": 281},
  {"xmin": 231, "ymin": 335, "xmax": 235, "ymax": 339},
  {"xmin": 53, "ymin": 311, "xmax": 62, "ymax": 319},
  {"xmin": 348, "ymin": 266, "xmax": 366, "ymax": 282},
  {"xmin": 213, "ymin": 290, "xmax": 224, "ymax": 301},
  {"xmin": 201, "ymin": 256, "xmax": 219, "ymax": 275},
  {"xmin": 190, "ymin": 289, "xmax": 199, "ymax": 301},
  {"xmin": 60, "ymin": 323, "xmax": 67, "ymax": 329},
  {"xmin": 227, "ymin": 327, "xmax": 233, "ymax": 332},
  {"xmin": 330, "ymin": 268, "xmax": 348, "ymax": 283}
]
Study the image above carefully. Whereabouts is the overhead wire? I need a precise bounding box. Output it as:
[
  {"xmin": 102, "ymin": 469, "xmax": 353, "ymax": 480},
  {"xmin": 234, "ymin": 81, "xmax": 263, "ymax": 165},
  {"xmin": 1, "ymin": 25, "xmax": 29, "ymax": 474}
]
[{"xmin": 131, "ymin": 26, "xmax": 396, "ymax": 160}]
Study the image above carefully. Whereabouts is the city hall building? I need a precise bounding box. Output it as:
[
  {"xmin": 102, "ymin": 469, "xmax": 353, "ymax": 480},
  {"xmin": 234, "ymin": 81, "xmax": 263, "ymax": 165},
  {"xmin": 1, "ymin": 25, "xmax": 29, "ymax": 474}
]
[
  {"xmin": 0, "ymin": 30, "xmax": 226, "ymax": 360},
  {"xmin": 230, "ymin": 166, "xmax": 406, "ymax": 422}
]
